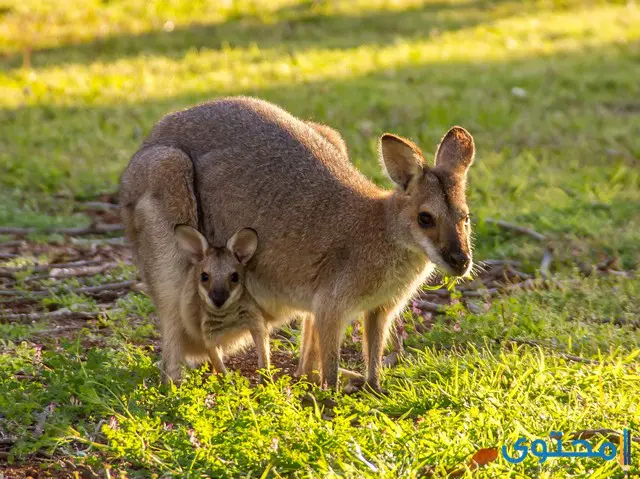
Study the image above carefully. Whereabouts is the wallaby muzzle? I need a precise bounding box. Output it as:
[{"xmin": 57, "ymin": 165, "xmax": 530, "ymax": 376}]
[
  {"xmin": 210, "ymin": 288, "xmax": 229, "ymax": 308},
  {"xmin": 441, "ymin": 247, "xmax": 471, "ymax": 277}
]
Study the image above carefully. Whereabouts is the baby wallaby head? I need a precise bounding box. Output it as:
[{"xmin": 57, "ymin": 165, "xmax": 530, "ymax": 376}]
[
  {"xmin": 380, "ymin": 127, "xmax": 475, "ymax": 277},
  {"xmin": 175, "ymin": 225, "xmax": 258, "ymax": 312}
]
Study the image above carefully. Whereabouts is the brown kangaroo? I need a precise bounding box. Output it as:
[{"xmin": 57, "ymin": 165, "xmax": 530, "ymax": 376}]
[{"xmin": 125, "ymin": 96, "xmax": 475, "ymax": 391}]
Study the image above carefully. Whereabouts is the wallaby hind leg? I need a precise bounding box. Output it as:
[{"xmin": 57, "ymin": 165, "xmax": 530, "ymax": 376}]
[
  {"xmin": 315, "ymin": 309, "xmax": 349, "ymax": 390},
  {"xmin": 296, "ymin": 315, "xmax": 322, "ymax": 384},
  {"xmin": 133, "ymin": 194, "xmax": 191, "ymax": 385},
  {"xmin": 362, "ymin": 306, "xmax": 395, "ymax": 392}
]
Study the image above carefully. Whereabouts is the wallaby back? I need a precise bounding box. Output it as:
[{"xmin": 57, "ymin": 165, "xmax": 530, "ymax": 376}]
[{"xmin": 120, "ymin": 145, "xmax": 198, "ymax": 281}]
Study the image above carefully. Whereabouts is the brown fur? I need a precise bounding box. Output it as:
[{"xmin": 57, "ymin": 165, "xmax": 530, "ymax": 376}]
[
  {"xmin": 174, "ymin": 225, "xmax": 270, "ymax": 380},
  {"xmin": 122, "ymin": 96, "xmax": 475, "ymax": 390},
  {"xmin": 119, "ymin": 145, "xmax": 271, "ymax": 383}
]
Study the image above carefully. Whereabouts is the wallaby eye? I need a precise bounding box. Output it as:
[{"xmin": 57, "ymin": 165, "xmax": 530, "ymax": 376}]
[
  {"xmin": 464, "ymin": 214, "xmax": 471, "ymax": 225},
  {"xmin": 200, "ymin": 272, "xmax": 209, "ymax": 282},
  {"xmin": 230, "ymin": 272, "xmax": 239, "ymax": 283},
  {"xmin": 418, "ymin": 212, "xmax": 435, "ymax": 228}
]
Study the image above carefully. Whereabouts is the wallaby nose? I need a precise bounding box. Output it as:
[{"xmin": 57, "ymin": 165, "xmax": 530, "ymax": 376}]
[
  {"xmin": 445, "ymin": 251, "xmax": 470, "ymax": 275},
  {"xmin": 210, "ymin": 288, "xmax": 229, "ymax": 308}
]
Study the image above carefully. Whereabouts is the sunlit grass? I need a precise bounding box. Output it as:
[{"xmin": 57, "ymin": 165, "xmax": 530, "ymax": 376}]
[
  {"xmin": 0, "ymin": 1, "xmax": 639, "ymax": 475},
  {"xmin": 2, "ymin": 5, "xmax": 638, "ymax": 108},
  {"xmin": 2, "ymin": 276, "xmax": 639, "ymax": 476}
]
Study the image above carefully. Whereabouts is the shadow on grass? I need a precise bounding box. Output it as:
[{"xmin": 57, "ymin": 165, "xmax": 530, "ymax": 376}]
[
  {"xmin": 3, "ymin": 39, "xmax": 638, "ymax": 184},
  {"xmin": 5, "ymin": 1, "xmax": 520, "ymax": 69}
]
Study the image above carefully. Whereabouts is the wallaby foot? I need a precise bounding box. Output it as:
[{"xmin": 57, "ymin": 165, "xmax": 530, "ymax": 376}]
[
  {"xmin": 343, "ymin": 377, "xmax": 388, "ymax": 396},
  {"xmin": 159, "ymin": 310, "xmax": 185, "ymax": 385}
]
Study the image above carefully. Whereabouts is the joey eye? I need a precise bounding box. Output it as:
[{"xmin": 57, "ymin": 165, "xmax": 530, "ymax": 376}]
[
  {"xmin": 230, "ymin": 272, "xmax": 239, "ymax": 283},
  {"xmin": 464, "ymin": 214, "xmax": 471, "ymax": 225},
  {"xmin": 418, "ymin": 212, "xmax": 435, "ymax": 228},
  {"xmin": 200, "ymin": 272, "xmax": 209, "ymax": 282}
]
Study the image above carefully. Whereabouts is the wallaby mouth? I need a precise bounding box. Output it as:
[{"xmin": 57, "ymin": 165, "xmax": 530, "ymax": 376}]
[{"xmin": 443, "ymin": 250, "xmax": 472, "ymax": 277}]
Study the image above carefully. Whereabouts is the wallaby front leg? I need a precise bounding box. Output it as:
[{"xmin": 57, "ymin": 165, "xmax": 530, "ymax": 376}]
[
  {"xmin": 208, "ymin": 346, "xmax": 228, "ymax": 375},
  {"xmin": 315, "ymin": 310, "xmax": 348, "ymax": 390},
  {"xmin": 250, "ymin": 326, "xmax": 271, "ymax": 373},
  {"xmin": 161, "ymin": 339, "xmax": 183, "ymax": 384},
  {"xmin": 363, "ymin": 306, "xmax": 395, "ymax": 391}
]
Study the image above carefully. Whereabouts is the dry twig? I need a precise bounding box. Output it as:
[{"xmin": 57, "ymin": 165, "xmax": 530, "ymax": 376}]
[
  {"xmin": 485, "ymin": 218, "xmax": 547, "ymax": 241},
  {"xmin": 480, "ymin": 259, "xmax": 522, "ymax": 267},
  {"xmin": 4, "ymin": 262, "xmax": 118, "ymax": 287},
  {"xmin": 540, "ymin": 248, "xmax": 554, "ymax": 280},
  {"xmin": 413, "ymin": 300, "xmax": 446, "ymax": 314},
  {"xmin": 0, "ymin": 223, "xmax": 123, "ymax": 237},
  {"xmin": 79, "ymin": 201, "xmax": 119, "ymax": 210},
  {"xmin": 0, "ymin": 307, "xmax": 122, "ymax": 324},
  {"xmin": 0, "ymin": 280, "xmax": 139, "ymax": 298},
  {"xmin": 508, "ymin": 338, "xmax": 600, "ymax": 365},
  {"xmin": 421, "ymin": 288, "xmax": 450, "ymax": 298},
  {"xmin": 0, "ymin": 259, "xmax": 105, "ymax": 277}
]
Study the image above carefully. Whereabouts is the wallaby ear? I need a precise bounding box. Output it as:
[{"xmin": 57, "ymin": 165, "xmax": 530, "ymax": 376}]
[
  {"xmin": 379, "ymin": 133, "xmax": 426, "ymax": 190},
  {"xmin": 175, "ymin": 225, "xmax": 208, "ymax": 262},
  {"xmin": 435, "ymin": 126, "xmax": 475, "ymax": 177},
  {"xmin": 227, "ymin": 228, "xmax": 258, "ymax": 265}
]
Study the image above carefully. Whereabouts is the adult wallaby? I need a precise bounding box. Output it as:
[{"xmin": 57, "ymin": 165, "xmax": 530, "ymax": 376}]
[
  {"xmin": 119, "ymin": 143, "xmax": 269, "ymax": 383},
  {"xmin": 132, "ymin": 96, "xmax": 475, "ymax": 391}
]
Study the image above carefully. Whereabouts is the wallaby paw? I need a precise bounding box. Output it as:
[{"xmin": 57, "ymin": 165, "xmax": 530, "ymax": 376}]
[
  {"xmin": 161, "ymin": 371, "xmax": 182, "ymax": 387},
  {"xmin": 382, "ymin": 351, "xmax": 404, "ymax": 368},
  {"xmin": 343, "ymin": 376, "xmax": 366, "ymax": 395},
  {"xmin": 342, "ymin": 381, "xmax": 363, "ymax": 395},
  {"xmin": 301, "ymin": 392, "xmax": 338, "ymax": 410},
  {"xmin": 343, "ymin": 378, "xmax": 388, "ymax": 396},
  {"xmin": 158, "ymin": 360, "xmax": 182, "ymax": 386}
]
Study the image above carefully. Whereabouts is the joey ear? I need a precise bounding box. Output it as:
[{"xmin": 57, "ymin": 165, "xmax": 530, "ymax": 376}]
[
  {"xmin": 175, "ymin": 225, "xmax": 208, "ymax": 262},
  {"xmin": 435, "ymin": 126, "xmax": 475, "ymax": 177},
  {"xmin": 227, "ymin": 228, "xmax": 258, "ymax": 265},
  {"xmin": 379, "ymin": 134, "xmax": 426, "ymax": 191}
]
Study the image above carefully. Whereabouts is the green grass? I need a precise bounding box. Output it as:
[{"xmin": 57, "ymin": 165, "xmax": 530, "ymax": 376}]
[{"xmin": 1, "ymin": 0, "xmax": 639, "ymax": 477}]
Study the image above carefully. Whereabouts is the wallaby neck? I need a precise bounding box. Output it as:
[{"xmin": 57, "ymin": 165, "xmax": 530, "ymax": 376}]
[{"xmin": 343, "ymin": 190, "xmax": 431, "ymax": 310}]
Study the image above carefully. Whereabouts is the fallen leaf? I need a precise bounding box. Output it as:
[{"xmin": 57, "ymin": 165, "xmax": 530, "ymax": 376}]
[
  {"xmin": 447, "ymin": 448, "xmax": 499, "ymax": 478},
  {"xmin": 470, "ymin": 448, "xmax": 499, "ymax": 467}
]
